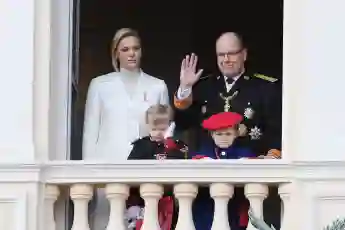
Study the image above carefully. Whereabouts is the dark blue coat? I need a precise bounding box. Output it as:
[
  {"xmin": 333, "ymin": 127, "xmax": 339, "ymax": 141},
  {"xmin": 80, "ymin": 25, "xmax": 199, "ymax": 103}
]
[{"xmin": 190, "ymin": 144, "xmax": 255, "ymax": 230}]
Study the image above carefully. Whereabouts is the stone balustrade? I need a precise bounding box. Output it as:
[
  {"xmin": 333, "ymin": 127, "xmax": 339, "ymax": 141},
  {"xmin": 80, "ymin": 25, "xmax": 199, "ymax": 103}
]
[
  {"xmin": 43, "ymin": 160, "xmax": 294, "ymax": 230},
  {"xmin": 2, "ymin": 160, "xmax": 345, "ymax": 230}
]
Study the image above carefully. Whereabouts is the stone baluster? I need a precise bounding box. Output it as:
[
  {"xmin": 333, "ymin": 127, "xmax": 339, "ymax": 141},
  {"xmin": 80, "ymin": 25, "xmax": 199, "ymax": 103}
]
[
  {"xmin": 210, "ymin": 183, "xmax": 234, "ymax": 230},
  {"xmin": 105, "ymin": 183, "xmax": 129, "ymax": 230},
  {"xmin": 44, "ymin": 185, "xmax": 60, "ymax": 230},
  {"xmin": 70, "ymin": 184, "xmax": 93, "ymax": 230},
  {"xmin": 140, "ymin": 183, "xmax": 164, "ymax": 230},
  {"xmin": 245, "ymin": 183, "xmax": 268, "ymax": 230},
  {"xmin": 174, "ymin": 183, "xmax": 198, "ymax": 230},
  {"xmin": 279, "ymin": 183, "xmax": 292, "ymax": 230}
]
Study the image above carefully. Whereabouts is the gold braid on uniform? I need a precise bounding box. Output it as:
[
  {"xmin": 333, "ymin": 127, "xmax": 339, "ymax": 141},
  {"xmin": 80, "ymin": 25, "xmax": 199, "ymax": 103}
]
[
  {"xmin": 267, "ymin": 149, "xmax": 281, "ymax": 159},
  {"xmin": 252, "ymin": 73, "xmax": 278, "ymax": 83},
  {"xmin": 174, "ymin": 93, "xmax": 193, "ymax": 110}
]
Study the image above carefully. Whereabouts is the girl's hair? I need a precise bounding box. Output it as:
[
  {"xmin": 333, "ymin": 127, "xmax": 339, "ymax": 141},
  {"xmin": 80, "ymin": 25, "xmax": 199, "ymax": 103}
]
[
  {"xmin": 146, "ymin": 104, "xmax": 173, "ymax": 125},
  {"xmin": 110, "ymin": 28, "xmax": 141, "ymax": 71}
]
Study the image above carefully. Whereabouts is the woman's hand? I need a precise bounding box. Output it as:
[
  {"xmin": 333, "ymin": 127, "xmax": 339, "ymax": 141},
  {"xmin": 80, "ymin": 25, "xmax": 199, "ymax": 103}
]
[{"xmin": 180, "ymin": 53, "xmax": 203, "ymax": 89}]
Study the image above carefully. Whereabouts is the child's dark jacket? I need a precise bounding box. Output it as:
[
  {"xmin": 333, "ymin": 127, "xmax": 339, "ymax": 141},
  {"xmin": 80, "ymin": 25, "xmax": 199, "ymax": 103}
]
[
  {"xmin": 127, "ymin": 136, "xmax": 187, "ymax": 229},
  {"xmin": 128, "ymin": 136, "xmax": 188, "ymax": 160}
]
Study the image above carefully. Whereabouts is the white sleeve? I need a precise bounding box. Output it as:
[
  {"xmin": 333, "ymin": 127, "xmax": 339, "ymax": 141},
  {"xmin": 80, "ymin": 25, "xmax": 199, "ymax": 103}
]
[
  {"xmin": 159, "ymin": 81, "xmax": 170, "ymax": 105},
  {"xmin": 177, "ymin": 86, "xmax": 192, "ymax": 100},
  {"xmin": 82, "ymin": 79, "xmax": 101, "ymax": 160}
]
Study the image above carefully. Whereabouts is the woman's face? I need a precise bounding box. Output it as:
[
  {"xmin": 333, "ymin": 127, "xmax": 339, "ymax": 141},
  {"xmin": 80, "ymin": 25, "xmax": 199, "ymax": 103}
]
[{"xmin": 116, "ymin": 36, "xmax": 142, "ymax": 71}]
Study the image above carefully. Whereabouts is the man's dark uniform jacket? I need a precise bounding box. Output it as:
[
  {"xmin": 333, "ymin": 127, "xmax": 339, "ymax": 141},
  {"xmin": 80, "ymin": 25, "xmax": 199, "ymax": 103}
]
[{"xmin": 173, "ymin": 72, "xmax": 282, "ymax": 156}]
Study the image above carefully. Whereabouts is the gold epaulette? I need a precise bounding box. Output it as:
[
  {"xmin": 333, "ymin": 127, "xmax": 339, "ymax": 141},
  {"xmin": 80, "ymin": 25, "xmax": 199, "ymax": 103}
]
[{"xmin": 253, "ymin": 73, "xmax": 278, "ymax": 83}]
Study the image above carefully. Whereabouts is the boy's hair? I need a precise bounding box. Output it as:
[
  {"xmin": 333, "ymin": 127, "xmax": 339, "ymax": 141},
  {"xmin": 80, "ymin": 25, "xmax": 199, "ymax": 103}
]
[{"xmin": 145, "ymin": 104, "xmax": 173, "ymax": 125}]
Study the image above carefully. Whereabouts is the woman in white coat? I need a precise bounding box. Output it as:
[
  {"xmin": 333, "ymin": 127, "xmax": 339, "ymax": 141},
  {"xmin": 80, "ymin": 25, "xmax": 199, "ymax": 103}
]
[
  {"xmin": 82, "ymin": 28, "xmax": 169, "ymax": 229},
  {"xmin": 83, "ymin": 28, "xmax": 169, "ymax": 162}
]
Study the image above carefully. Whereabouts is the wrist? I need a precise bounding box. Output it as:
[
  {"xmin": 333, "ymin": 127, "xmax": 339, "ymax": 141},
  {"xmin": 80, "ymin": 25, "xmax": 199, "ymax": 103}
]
[{"xmin": 179, "ymin": 84, "xmax": 192, "ymax": 91}]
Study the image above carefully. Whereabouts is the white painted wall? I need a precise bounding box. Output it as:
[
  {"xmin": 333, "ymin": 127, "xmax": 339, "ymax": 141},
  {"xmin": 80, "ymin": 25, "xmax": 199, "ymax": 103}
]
[
  {"xmin": 282, "ymin": 0, "xmax": 345, "ymax": 161},
  {"xmin": 0, "ymin": 1, "xmax": 50, "ymax": 229},
  {"xmin": 0, "ymin": 0, "xmax": 35, "ymax": 163}
]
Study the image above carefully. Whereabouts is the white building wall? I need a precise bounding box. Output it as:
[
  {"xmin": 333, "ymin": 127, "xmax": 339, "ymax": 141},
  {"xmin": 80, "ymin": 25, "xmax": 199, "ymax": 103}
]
[
  {"xmin": 0, "ymin": 0, "xmax": 345, "ymax": 230},
  {"xmin": 283, "ymin": 0, "xmax": 345, "ymax": 161},
  {"xmin": 0, "ymin": 1, "xmax": 46, "ymax": 230},
  {"xmin": 0, "ymin": 0, "xmax": 35, "ymax": 163}
]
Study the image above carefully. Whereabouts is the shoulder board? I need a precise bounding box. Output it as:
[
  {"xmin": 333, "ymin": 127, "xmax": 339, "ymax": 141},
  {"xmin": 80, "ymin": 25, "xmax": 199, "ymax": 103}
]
[{"xmin": 252, "ymin": 73, "xmax": 278, "ymax": 83}]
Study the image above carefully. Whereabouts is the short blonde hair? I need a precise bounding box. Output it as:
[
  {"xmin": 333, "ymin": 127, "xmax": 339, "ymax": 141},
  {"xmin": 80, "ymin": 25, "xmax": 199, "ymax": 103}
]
[
  {"xmin": 146, "ymin": 104, "xmax": 173, "ymax": 125},
  {"xmin": 110, "ymin": 28, "xmax": 141, "ymax": 71}
]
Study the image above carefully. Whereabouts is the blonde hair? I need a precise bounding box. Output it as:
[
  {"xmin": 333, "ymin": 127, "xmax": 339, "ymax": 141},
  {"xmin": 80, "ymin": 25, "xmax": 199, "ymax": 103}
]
[
  {"xmin": 146, "ymin": 104, "xmax": 173, "ymax": 125},
  {"xmin": 110, "ymin": 28, "xmax": 141, "ymax": 71}
]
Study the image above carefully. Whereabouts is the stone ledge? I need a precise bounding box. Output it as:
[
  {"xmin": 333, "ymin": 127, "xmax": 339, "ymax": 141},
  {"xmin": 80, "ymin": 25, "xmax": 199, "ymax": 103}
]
[{"xmin": 1, "ymin": 160, "xmax": 345, "ymax": 184}]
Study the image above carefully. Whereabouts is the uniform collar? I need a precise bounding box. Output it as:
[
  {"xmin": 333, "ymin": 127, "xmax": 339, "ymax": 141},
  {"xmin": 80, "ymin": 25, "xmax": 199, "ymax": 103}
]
[{"xmin": 223, "ymin": 69, "xmax": 245, "ymax": 82}]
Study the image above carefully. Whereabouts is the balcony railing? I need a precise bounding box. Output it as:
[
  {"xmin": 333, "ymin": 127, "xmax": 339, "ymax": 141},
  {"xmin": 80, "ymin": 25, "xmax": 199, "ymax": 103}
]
[{"xmin": 43, "ymin": 160, "xmax": 294, "ymax": 230}]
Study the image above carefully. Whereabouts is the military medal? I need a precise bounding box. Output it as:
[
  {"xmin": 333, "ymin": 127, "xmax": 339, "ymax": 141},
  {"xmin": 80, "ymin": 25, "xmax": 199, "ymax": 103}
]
[
  {"xmin": 244, "ymin": 102, "xmax": 254, "ymax": 119},
  {"xmin": 238, "ymin": 123, "xmax": 248, "ymax": 136},
  {"xmin": 201, "ymin": 100, "xmax": 207, "ymax": 114},
  {"xmin": 201, "ymin": 106, "xmax": 207, "ymax": 114},
  {"xmin": 179, "ymin": 146, "xmax": 189, "ymax": 159},
  {"xmin": 219, "ymin": 91, "xmax": 238, "ymax": 112},
  {"xmin": 244, "ymin": 107, "xmax": 254, "ymax": 119},
  {"xmin": 249, "ymin": 126, "xmax": 262, "ymax": 140},
  {"xmin": 155, "ymin": 153, "xmax": 167, "ymax": 160}
]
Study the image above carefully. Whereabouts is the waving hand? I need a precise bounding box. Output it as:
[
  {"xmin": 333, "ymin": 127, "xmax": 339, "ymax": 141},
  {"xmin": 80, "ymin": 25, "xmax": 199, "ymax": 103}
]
[{"xmin": 180, "ymin": 53, "xmax": 204, "ymax": 89}]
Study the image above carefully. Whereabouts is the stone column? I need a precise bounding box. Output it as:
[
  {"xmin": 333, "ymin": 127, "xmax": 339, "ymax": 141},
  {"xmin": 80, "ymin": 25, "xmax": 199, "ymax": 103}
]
[
  {"xmin": 140, "ymin": 183, "xmax": 164, "ymax": 230},
  {"xmin": 105, "ymin": 183, "xmax": 129, "ymax": 230},
  {"xmin": 210, "ymin": 183, "xmax": 234, "ymax": 230},
  {"xmin": 245, "ymin": 183, "xmax": 268, "ymax": 230},
  {"xmin": 44, "ymin": 185, "xmax": 60, "ymax": 230},
  {"xmin": 70, "ymin": 184, "xmax": 93, "ymax": 230},
  {"xmin": 174, "ymin": 183, "xmax": 198, "ymax": 230},
  {"xmin": 279, "ymin": 183, "xmax": 292, "ymax": 230}
]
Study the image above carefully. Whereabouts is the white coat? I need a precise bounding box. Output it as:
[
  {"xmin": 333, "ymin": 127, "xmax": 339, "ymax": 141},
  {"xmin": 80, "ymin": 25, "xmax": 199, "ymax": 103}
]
[
  {"xmin": 82, "ymin": 71, "xmax": 169, "ymax": 162},
  {"xmin": 83, "ymin": 71, "xmax": 169, "ymax": 230}
]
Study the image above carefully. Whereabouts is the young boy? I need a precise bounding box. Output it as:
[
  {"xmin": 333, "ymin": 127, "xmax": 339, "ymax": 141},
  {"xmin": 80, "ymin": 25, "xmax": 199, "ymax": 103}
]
[
  {"xmin": 191, "ymin": 111, "xmax": 255, "ymax": 160},
  {"xmin": 190, "ymin": 112, "xmax": 257, "ymax": 230},
  {"xmin": 126, "ymin": 104, "xmax": 188, "ymax": 230}
]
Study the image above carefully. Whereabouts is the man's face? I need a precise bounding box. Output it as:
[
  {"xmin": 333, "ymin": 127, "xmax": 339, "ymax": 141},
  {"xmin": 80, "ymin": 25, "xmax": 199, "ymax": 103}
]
[
  {"xmin": 211, "ymin": 127, "xmax": 238, "ymax": 148},
  {"xmin": 216, "ymin": 34, "xmax": 247, "ymax": 77},
  {"xmin": 148, "ymin": 123, "xmax": 169, "ymax": 142}
]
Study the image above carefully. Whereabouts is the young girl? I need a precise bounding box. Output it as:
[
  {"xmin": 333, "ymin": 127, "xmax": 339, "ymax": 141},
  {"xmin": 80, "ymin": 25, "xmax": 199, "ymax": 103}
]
[
  {"xmin": 128, "ymin": 104, "xmax": 188, "ymax": 160},
  {"xmin": 126, "ymin": 104, "xmax": 188, "ymax": 229}
]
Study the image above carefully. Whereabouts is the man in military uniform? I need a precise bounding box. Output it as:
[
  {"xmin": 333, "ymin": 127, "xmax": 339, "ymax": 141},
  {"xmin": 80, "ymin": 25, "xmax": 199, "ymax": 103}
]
[{"xmin": 174, "ymin": 32, "xmax": 282, "ymax": 157}]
